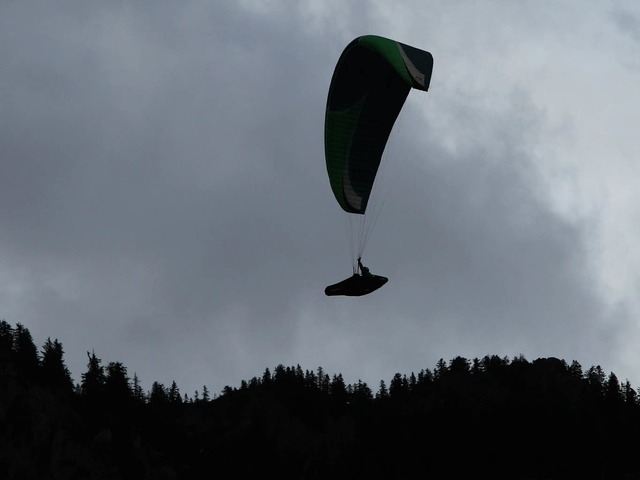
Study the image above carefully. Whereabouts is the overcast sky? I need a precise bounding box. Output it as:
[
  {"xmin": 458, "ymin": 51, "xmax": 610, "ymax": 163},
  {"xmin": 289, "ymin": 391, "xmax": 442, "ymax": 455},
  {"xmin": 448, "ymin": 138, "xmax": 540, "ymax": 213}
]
[{"xmin": 2, "ymin": 1, "xmax": 640, "ymax": 397}]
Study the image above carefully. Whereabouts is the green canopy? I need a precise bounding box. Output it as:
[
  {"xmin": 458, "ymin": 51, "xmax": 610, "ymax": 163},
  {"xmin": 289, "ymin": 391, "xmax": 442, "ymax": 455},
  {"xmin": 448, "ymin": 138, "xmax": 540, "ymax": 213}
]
[{"xmin": 325, "ymin": 35, "xmax": 433, "ymax": 214}]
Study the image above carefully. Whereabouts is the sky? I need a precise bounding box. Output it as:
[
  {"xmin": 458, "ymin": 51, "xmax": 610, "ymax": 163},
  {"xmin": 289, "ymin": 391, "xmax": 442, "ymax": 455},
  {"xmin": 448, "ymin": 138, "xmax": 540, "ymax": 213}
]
[{"xmin": 2, "ymin": 0, "xmax": 640, "ymax": 397}]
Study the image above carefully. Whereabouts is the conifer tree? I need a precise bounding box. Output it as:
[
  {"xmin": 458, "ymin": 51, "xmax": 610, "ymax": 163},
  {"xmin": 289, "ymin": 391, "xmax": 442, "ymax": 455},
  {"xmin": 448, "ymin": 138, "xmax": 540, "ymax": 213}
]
[
  {"xmin": 317, "ymin": 367, "xmax": 330, "ymax": 394},
  {"xmin": 330, "ymin": 374, "xmax": 348, "ymax": 403},
  {"xmin": 168, "ymin": 381, "xmax": 182, "ymax": 403},
  {"xmin": 81, "ymin": 350, "xmax": 106, "ymax": 403},
  {"xmin": 376, "ymin": 380, "xmax": 389, "ymax": 400},
  {"xmin": 0, "ymin": 320, "xmax": 13, "ymax": 361},
  {"xmin": 409, "ymin": 372, "xmax": 417, "ymax": 390},
  {"xmin": 449, "ymin": 356, "xmax": 471, "ymax": 375},
  {"xmin": 40, "ymin": 337, "xmax": 73, "ymax": 392},
  {"xmin": 433, "ymin": 358, "xmax": 448, "ymax": 380},
  {"xmin": 622, "ymin": 380, "xmax": 637, "ymax": 405},
  {"xmin": 606, "ymin": 372, "xmax": 623, "ymax": 405},
  {"xmin": 351, "ymin": 380, "xmax": 373, "ymax": 404},
  {"xmin": 132, "ymin": 373, "xmax": 145, "ymax": 403},
  {"xmin": 568, "ymin": 360, "xmax": 583, "ymax": 378},
  {"xmin": 13, "ymin": 323, "xmax": 40, "ymax": 378},
  {"xmin": 202, "ymin": 385, "xmax": 210, "ymax": 402},
  {"xmin": 262, "ymin": 367, "xmax": 272, "ymax": 385},
  {"xmin": 471, "ymin": 357, "xmax": 482, "ymax": 374},
  {"xmin": 149, "ymin": 381, "xmax": 169, "ymax": 405},
  {"xmin": 417, "ymin": 368, "xmax": 434, "ymax": 385},
  {"xmin": 390, "ymin": 373, "xmax": 409, "ymax": 399},
  {"xmin": 586, "ymin": 365, "xmax": 606, "ymax": 397},
  {"xmin": 304, "ymin": 369, "xmax": 317, "ymax": 389},
  {"xmin": 105, "ymin": 361, "xmax": 132, "ymax": 405}
]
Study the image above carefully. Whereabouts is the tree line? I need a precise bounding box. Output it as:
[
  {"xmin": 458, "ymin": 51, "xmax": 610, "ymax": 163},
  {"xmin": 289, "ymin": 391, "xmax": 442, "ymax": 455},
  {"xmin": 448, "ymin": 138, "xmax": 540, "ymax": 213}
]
[
  {"xmin": 2, "ymin": 318, "xmax": 640, "ymax": 479},
  {"xmin": 0, "ymin": 320, "xmax": 211, "ymax": 405}
]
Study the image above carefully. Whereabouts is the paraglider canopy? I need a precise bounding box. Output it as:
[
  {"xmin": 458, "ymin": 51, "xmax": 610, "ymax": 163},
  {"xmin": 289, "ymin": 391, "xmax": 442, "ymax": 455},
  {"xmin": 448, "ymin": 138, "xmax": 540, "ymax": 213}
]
[{"xmin": 325, "ymin": 35, "xmax": 433, "ymax": 215}]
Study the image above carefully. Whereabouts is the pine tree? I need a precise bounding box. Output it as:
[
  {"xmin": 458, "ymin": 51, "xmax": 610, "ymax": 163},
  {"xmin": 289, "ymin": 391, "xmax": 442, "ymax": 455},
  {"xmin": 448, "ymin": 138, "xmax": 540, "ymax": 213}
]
[
  {"xmin": 317, "ymin": 367, "xmax": 330, "ymax": 395},
  {"xmin": 606, "ymin": 372, "xmax": 623, "ymax": 405},
  {"xmin": 262, "ymin": 367, "xmax": 272, "ymax": 385},
  {"xmin": 389, "ymin": 373, "xmax": 408, "ymax": 399},
  {"xmin": 105, "ymin": 361, "xmax": 132, "ymax": 406},
  {"xmin": 13, "ymin": 323, "xmax": 40, "ymax": 378},
  {"xmin": 149, "ymin": 381, "xmax": 168, "ymax": 405},
  {"xmin": 351, "ymin": 380, "xmax": 373, "ymax": 404},
  {"xmin": 376, "ymin": 380, "xmax": 389, "ymax": 400},
  {"xmin": 304, "ymin": 369, "xmax": 317, "ymax": 389},
  {"xmin": 0, "ymin": 320, "xmax": 13, "ymax": 362},
  {"xmin": 169, "ymin": 381, "xmax": 182, "ymax": 403},
  {"xmin": 586, "ymin": 365, "xmax": 606, "ymax": 397},
  {"xmin": 202, "ymin": 385, "xmax": 210, "ymax": 402},
  {"xmin": 622, "ymin": 380, "xmax": 637, "ymax": 405},
  {"xmin": 433, "ymin": 358, "xmax": 448, "ymax": 380},
  {"xmin": 409, "ymin": 372, "xmax": 417, "ymax": 390},
  {"xmin": 132, "ymin": 373, "xmax": 145, "ymax": 403},
  {"xmin": 40, "ymin": 337, "xmax": 73, "ymax": 392},
  {"xmin": 471, "ymin": 358, "xmax": 482, "ymax": 374},
  {"xmin": 330, "ymin": 374, "xmax": 348, "ymax": 403},
  {"xmin": 449, "ymin": 356, "xmax": 471, "ymax": 375},
  {"xmin": 81, "ymin": 350, "xmax": 106, "ymax": 401},
  {"xmin": 568, "ymin": 360, "xmax": 583, "ymax": 378}
]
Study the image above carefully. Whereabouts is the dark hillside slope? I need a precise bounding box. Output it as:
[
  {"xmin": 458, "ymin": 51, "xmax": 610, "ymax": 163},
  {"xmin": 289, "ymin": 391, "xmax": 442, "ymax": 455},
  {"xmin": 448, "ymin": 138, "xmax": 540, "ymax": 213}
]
[{"xmin": 1, "ymin": 321, "xmax": 639, "ymax": 479}]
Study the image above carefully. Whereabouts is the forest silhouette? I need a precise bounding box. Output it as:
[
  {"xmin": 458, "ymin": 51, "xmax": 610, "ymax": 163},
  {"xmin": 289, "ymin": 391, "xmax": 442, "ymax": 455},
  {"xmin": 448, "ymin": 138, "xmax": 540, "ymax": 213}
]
[{"xmin": 2, "ymin": 319, "xmax": 640, "ymax": 479}]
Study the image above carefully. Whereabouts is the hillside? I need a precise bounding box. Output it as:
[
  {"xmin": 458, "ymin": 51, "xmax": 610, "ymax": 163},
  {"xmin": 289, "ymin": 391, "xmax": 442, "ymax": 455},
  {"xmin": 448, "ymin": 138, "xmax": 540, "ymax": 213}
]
[{"xmin": 1, "ymin": 320, "xmax": 639, "ymax": 479}]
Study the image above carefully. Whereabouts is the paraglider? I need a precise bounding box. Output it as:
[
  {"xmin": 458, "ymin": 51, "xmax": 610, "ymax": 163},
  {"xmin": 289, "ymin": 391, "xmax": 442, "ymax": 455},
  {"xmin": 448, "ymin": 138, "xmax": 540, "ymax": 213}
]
[
  {"xmin": 324, "ymin": 35, "xmax": 433, "ymax": 296},
  {"xmin": 324, "ymin": 257, "xmax": 388, "ymax": 296}
]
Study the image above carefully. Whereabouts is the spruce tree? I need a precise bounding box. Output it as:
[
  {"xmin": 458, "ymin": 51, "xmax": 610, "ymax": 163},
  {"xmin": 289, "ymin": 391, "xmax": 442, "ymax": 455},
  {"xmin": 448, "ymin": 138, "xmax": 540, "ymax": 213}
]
[
  {"xmin": 13, "ymin": 323, "xmax": 40, "ymax": 379},
  {"xmin": 376, "ymin": 380, "xmax": 389, "ymax": 400},
  {"xmin": 81, "ymin": 350, "xmax": 106, "ymax": 401},
  {"xmin": 202, "ymin": 385, "xmax": 210, "ymax": 402},
  {"xmin": 169, "ymin": 381, "xmax": 182, "ymax": 403},
  {"xmin": 105, "ymin": 361, "xmax": 132, "ymax": 406},
  {"xmin": 0, "ymin": 320, "xmax": 13, "ymax": 361},
  {"xmin": 40, "ymin": 337, "xmax": 73, "ymax": 392},
  {"xmin": 132, "ymin": 373, "xmax": 145, "ymax": 403},
  {"xmin": 330, "ymin": 374, "xmax": 347, "ymax": 403},
  {"xmin": 149, "ymin": 381, "xmax": 168, "ymax": 405}
]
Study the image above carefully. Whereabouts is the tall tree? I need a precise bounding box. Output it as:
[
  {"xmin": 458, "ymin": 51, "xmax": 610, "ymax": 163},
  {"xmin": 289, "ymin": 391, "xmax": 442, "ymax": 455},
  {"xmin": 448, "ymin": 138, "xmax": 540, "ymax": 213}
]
[
  {"xmin": 105, "ymin": 361, "xmax": 132, "ymax": 406},
  {"xmin": 390, "ymin": 373, "xmax": 409, "ymax": 399},
  {"xmin": 330, "ymin": 374, "xmax": 348, "ymax": 403},
  {"xmin": 449, "ymin": 356, "xmax": 471, "ymax": 375},
  {"xmin": 350, "ymin": 380, "xmax": 373, "ymax": 405},
  {"xmin": 605, "ymin": 373, "xmax": 623, "ymax": 406},
  {"xmin": 81, "ymin": 350, "xmax": 106, "ymax": 401},
  {"xmin": 149, "ymin": 381, "xmax": 168, "ymax": 405},
  {"xmin": 586, "ymin": 365, "xmax": 606, "ymax": 398},
  {"xmin": 262, "ymin": 367, "xmax": 272, "ymax": 385},
  {"xmin": 317, "ymin": 367, "xmax": 330, "ymax": 395},
  {"xmin": 168, "ymin": 381, "xmax": 182, "ymax": 403},
  {"xmin": 13, "ymin": 323, "xmax": 40, "ymax": 379},
  {"xmin": 0, "ymin": 320, "xmax": 13, "ymax": 362},
  {"xmin": 433, "ymin": 358, "xmax": 448, "ymax": 380},
  {"xmin": 40, "ymin": 337, "xmax": 73, "ymax": 392},
  {"xmin": 376, "ymin": 380, "xmax": 389, "ymax": 400},
  {"xmin": 568, "ymin": 360, "xmax": 583, "ymax": 378},
  {"xmin": 202, "ymin": 385, "xmax": 210, "ymax": 402},
  {"xmin": 132, "ymin": 373, "xmax": 146, "ymax": 403},
  {"xmin": 622, "ymin": 380, "xmax": 637, "ymax": 405}
]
